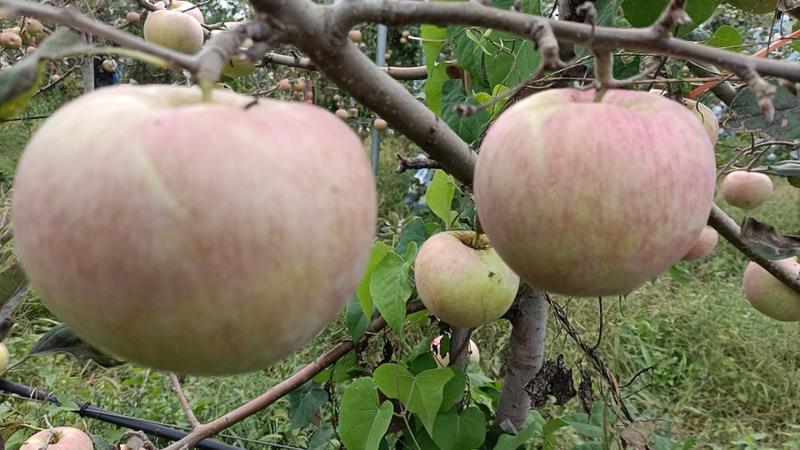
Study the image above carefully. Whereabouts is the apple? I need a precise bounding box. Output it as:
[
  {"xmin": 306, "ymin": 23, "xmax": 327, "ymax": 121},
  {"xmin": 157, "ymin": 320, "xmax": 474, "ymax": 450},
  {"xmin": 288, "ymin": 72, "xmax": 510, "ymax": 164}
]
[
  {"xmin": 682, "ymin": 226, "xmax": 719, "ymax": 261},
  {"xmin": 21, "ymin": 18, "xmax": 44, "ymax": 34},
  {"xmin": 649, "ymin": 89, "xmax": 719, "ymax": 145},
  {"xmin": 743, "ymin": 258, "xmax": 800, "ymax": 321},
  {"xmin": 373, "ymin": 118, "xmax": 388, "ymax": 131},
  {"xmin": 126, "ymin": 11, "xmax": 141, "ymax": 23},
  {"xmin": 294, "ymin": 79, "xmax": 306, "ymax": 92},
  {"xmin": 347, "ymin": 108, "xmax": 358, "ymax": 117},
  {"xmin": 475, "ymin": 88, "xmax": 716, "ymax": 297},
  {"xmin": 278, "ymin": 78, "xmax": 291, "ymax": 91},
  {"xmin": 0, "ymin": 31, "xmax": 22, "ymax": 49},
  {"xmin": 11, "ymin": 85, "xmax": 377, "ymax": 375},
  {"xmin": 20, "ymin": 427, "xmax": 93, "ymax": 450},
  {"xmin": 170, "ymin": 0, "xmax": 204, "ymax": 24},
  {"xmin": 0, "ymin": 342, "xmax": 8, "ymax": 371},
  {"xmin": 431, "ymin": 335, "xmax": 480, "ymax": 367},
  {"xmin": 101, "ymin": 59, "xmax": 118, "ymax": 73},
  {"xmin": 720, "ymin": 171, "xmax": 773, "ymax": 210},
  {"xmin": 143, "ymin": 9, "xmax": 204, "ymax": 55},
  {"xmin": 414, "ymin": 231, "xmax": 519, "ymax": 328},
  {"xmin": 726, "ymin": 0, "xmax": 777, "ymax": 13},
  {"xmin": 335, "ymin": 108, "xmax": 349, "ymax": 119},
  {"xmin": 348, "ymin": 29, "xmax": 362, "ymax": 43},
  {"xmin": 209, "ymin": 24, "xmax": 256, "ymax": 78}
]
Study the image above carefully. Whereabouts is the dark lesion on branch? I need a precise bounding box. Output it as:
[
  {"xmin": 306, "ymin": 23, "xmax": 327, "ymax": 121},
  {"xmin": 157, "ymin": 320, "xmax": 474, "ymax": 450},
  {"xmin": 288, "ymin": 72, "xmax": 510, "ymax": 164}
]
[{"xmin": 395, "ymin": 154, "xmax": 442, "ymax": 173}]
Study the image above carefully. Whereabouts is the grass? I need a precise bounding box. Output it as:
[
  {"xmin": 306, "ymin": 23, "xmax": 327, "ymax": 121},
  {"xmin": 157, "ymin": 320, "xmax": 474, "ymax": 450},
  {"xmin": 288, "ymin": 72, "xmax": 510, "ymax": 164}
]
[{"xmin": 1, "ymin": 117, "xmax": 799, "ymax": 449}]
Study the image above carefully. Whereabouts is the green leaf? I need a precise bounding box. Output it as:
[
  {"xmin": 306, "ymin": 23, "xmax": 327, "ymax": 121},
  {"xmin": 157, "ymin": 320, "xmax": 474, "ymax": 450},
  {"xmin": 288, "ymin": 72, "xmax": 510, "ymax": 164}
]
[
  {"xmin": 374, "ymin": 363, "xmax": 454, "ymax": 435},
  {"xmin": 356, "ymin": 242, "xmax": 392, "ymax": 318},
  {"xmin": 395, "ymin": 217, "xmax": 427, "ymax": 258},
  {"xmin": 706, "ymin": 24, "xmax": 743, "ymax": 51},
  {"xmin": 668, "ymin": 265, "xmax": 694, "ymax": 283},
  {"xmin": 346, "ymin": 294, "xmax": 370, "ymax": 339},
  {"xmin": 425, "ymin": 63, "xmax": 450, "ymax": 116},
  {"xmin": 493, "ymin": 411, "xmax": 546, "ymax": 450},
  {"xmin": 447, "ymin": 26, "xmax": 540, "ymax": 89},
  {"xmin": 756, "ymin": 160, "xmax": 800, "ymax": 179},
  {"xmin": 439, "ymin": 366, "xmax": 467, "ymax": 411},
  {"xmin": 440, "ymin": 80, "xmax": 492, "ymax": 145},
  {"xmin": 369, "ymin": 251, "xmax": 411, "ymax": 333},
  {"xmin": 29, "ymin": 323, "xmax": 124, "ymax": 367},
  {"xmin": 726, "ymin": 81, "xmax": 800, "ymax": 140},
  {"xmin": 431, "ymin": 407, "xmax": 487, "ymax": 450},
  {"xmin": 561, "ymin": 413, "xmax": 603, "ymax": 438},
  {"xmin": 340, "ymin": 378, "xmax": 394, "ymax": 450},
  {"xmin": 287, "ymin": 381, "xmax": 329, "ymax": 429},
  {"xmin": 739, "ymin": 217, "xmax": 800, "ymax": 260},
  {"xmin": 425, "ymin": 169, "xmax": 457, "ymax": 226},
  {"xmin": 0, "ymin": 58, "xmax": 46, "ymax": 122},
  {"xmin": 541, "ymin": 418, "xmax": 570, "ymax": 450},
  {"xmin": 622, "ymin": 0, "xmax": 721, "ymax": 35},
  {"xmin": 308, "ymin": 425, "xmax": 335, "ymax": 450}
]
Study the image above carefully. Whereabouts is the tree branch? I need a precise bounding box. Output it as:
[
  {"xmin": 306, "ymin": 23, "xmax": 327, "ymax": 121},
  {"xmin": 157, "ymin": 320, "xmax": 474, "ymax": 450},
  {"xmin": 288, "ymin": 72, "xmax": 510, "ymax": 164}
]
[
  {"xmin": 160, "ymin": 301, "xmax": 425, "ymax": 450},
  {"xmin": 169, "ymin": 373, "xmax": 201, "ymax": 429},
  {"xmin": 262, "ymin": 52, "xmax": 428, "ymax": 80},
  {"xmin": 496, "ymin": 285, "xmax": 548, "ymax": 431}
]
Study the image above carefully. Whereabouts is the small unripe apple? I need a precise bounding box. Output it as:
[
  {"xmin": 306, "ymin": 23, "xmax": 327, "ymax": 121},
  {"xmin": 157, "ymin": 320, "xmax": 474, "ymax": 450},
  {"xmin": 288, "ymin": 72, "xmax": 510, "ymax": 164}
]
[
  {"xmin": 333, "ymin": 94, "xmax": 341, "ymax": 102},
  {"xmin": 101, "ymin": 59, "xmax": 118, "ymax": 72},
  {"xmin": 348, "ymin": 29, "xmax": 362, "ymax": 43},
  {"xmin": 278, "ymin": 78, "xmax": 291, "ymax": 91},
  {"xmin": 0, "ymin": 31, "xmax": 22, "ymax": 49},
  {"xmin": 475, "ymin": 88, "xmax": 716, "ymax": 297},
  {"xmin": 682, "ymin": 226, "xmax": 718, "ymax": 260},
  {"xmin": 170, "ymin": 0, "xmax": 204, "ymax": 24},
  {"xmin": 373, "ymin": 118, "xmax": 388, "ymax": 130},
  {"xmin": 294, "ymin": 79, "xmax": 306, "ymax": 92},
  {"xmin": 743, "ymin": 258, "xmax": 800, "ymax": 321},
  {"xmin": 143, "ymin": 9, "xmax": 204, "ymax": 54},
  {"xmin": 335, "ymin": 108, "xmax": 349, "ymax": 119},
  {"xmin": 400, "ymin": 37, "xmax": 408, "ymax": 44},
  {"xmin": 12, "ymin": 85, "xmax": 377, "ymax": 375},
  {"xmin": 649, "ymin": 89, "xmax": 719, "ymax": 145},
  {"xmin": 22, "ymin": 18, "xmax": 43, "ymax": 34},
  {"xmin": 347, "ymin": 107, "xmax": 358, "ymax": 117},
  {"xmin": 401, "ymin": 30, "xmax": 410, "ymax": 38},
  {"xmin": 431, "ymin": 335, "xmax": 479, "ymax": 367},
  {"xmin": 415, "ymin": 231, "xmax": 520, "ymax": 328},
  {"xmin": 720, "ymin": 171, "xmax": 773, "ymax": 210},
  {"xmin": 20, "ymin": 427, "xmax": 93, "ymax": 450},
  {"xmin": 126, "ymin": 11, "xmax": 141, "ymax": 23},
  {"xmin": 726, "ymin": 0, "xmax": 777, "ymax": 13},
  {"xmin": 0, "ymin": 342, "xmax": 8, "ymax": 371}
]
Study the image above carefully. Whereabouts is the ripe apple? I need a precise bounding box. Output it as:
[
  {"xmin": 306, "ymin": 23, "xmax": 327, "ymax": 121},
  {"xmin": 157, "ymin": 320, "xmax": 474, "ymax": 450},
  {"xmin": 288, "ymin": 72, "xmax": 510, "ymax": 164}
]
[
  {"xmin": 126, "ymin": 11, "xmax": 141, "ymax": 23},
  {"xmin": 720, "ymin": 171, "xmax": 773, "ymax": 210},
  {"xmin": 431, "ymin": 335, "xmax": 480, "ymax": 367},
  {"xmin": 143, "ymin": 9, "xmax": 204, "ymax": 54},
  {"xmin": 726, "ymin": 0, "xmax": 777, "ymax": 13},
  {"xmin": 0, "ymin": 342, "xmax": 8, "ymax": 371},
  {"xmin": 373, "ymin": 118, "xmax": 388, "ymax": 131},
  {"xmin": 475, "ymin": 88, "xmax": 716, "ymax": 297},
  {"xmin": 20, "ymin": 427, "xmax": 93, "ymax": 450},
  {"xmin": 0, "ymin": 31, "xmax": 22, "ymax": 49},
  {"xmin": 278, "ymin": 78, "xmax": 291, "ymax": 91},
  {"xmin": 348, "ymin": 29, "xmax": 362, "ymax": 43},
  {"xmin": 649, "ymin": 89, "xmax": 719, "ymax": 145},
  {"xmin": 170, "ymin": 0, "xmax": 204, "ymax": 24},
  {"xmin": 682, "ymin": 226, "xmax": 719, "ymax": 261},
  {"xmin": 335, "ymin": 108, "xmax": 349, "ymax": 119},
  {"xmin": 11, "ymin": 85, "xmax": 377, "ymax": 375},
  {"xmin": 743, "ymin": 258, "xmax": 800, "ymax": 321},
  {"xmin": 414, "ymin": 231, "xmax": 519, "ymax": 328}
]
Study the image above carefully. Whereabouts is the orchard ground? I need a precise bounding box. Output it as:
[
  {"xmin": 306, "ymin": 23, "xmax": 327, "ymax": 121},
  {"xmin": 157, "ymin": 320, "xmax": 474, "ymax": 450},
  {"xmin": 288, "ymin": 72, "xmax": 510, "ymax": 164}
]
[{"xmin": 1, "ymin": 93, "xmax": 799, "ymax": 448}]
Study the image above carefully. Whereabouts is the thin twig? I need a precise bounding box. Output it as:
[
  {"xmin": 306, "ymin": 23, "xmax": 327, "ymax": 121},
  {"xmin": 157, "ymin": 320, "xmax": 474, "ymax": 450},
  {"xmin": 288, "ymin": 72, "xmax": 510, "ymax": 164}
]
[{"xmin": 169, "ymin": 373, "xmax": 201, "ymax": 429}]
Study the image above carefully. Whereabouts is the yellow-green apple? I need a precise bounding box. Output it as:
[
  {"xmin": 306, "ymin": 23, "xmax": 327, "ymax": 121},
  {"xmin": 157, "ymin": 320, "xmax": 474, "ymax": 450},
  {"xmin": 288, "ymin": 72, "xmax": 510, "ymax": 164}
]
[
  {"xmin": 143, "ymin": 9, "xmax": 204, "ymax": 54},
  {"xmin": 682, "ymin": 226, "xmax": 718, "ymax": 261},
  {"xmin": 431, "ymin": 335, "xmax": 479, "ymax": 367},
  {"xmin": 21, "ymin": 18, "xmax": 43, "ymax": 34},
  {"xmin": 727, "ymin": 0, "xmax": 777, "ymax": 13},
  {"xmin": 348, "ymin": 29, "xmax": 362, "ymax": 43},
  {"xmin": 11, "ymin": 85, "xmax": 377, "ymax": 375},
  {"xmin": 743, "ymin": 258, "xmax": 800, "ymax": 321},
  {"xmin": 0, "ymin": 342, "xmax": 8, "ymax": 371},
  {"xmin": 170, "ymin": 0, "xmax": 204, "ymax": 24},
  {"xmin": 475, "ymin": 88, "xmax": 716, "ymax": 297},
  {"xmin": 294, "ymin": 79, "xmax": 306, "ymax": 92},
  {"xmin": 20, "ymin": 427, "xmax": 93, "ymax": 450},
  {"xmin": 126, "ymin": 11, "xmax": 141, "ymax": 23},
  {"xmin": 0, "ymin": 31, "xmax": 22, "ymax": 48},
  {"xmin": 649, "ymin": 89, "xmax": 719, "ymax": 145},
  {"xmin": 414, "ymin": 231, "xmax": 519, "ymax": 327},
  {"xmin": 720, "ymin": 171, "xmax": 773, "ymax": 209},
  {"xmin": 101, "ymin": 59, "xmax": 118, "ymax": 73},
  {"xmin": 373, "ymin": 118, "xmax": 388, "ymax": 130},
  {"xmin": 210, "ymin": 23, "xmax": 256, "ymax": 78},
  {"xmin": 335, "ymin": 108, "xmax": 349, "ymax": 119}
]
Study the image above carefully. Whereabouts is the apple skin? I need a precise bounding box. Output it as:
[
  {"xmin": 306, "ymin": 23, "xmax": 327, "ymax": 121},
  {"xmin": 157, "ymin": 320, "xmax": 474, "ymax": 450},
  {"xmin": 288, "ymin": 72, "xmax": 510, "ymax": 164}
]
[
  {"xmin": 278, "ymin": 78, "xmax": 291, "ymax": 91},
  {"xmin": 431, "ymin": 335, "xmax": 479, "ymax": 367},
  {"xmin": 0, "ymin": 31, "xmax": 22, "ymax": 49},
  {"xmin": 126, "ymin": 11, "xmax": 141, "ymax": 23},
  {"xmin": 727, "ymin": 0, "xmax": 777, "ymax": 13},
  {"xmin": 143, "ymin": 9, "xmax": 204, "ymax": 55},
  {"xmin": 170, "ymin": 0, "xmax": 204, "ymax": 24},
  {"xmin": 682, "ymin": 226, "xmax": 719, "ymax": 261},
  {"xmin": 720, "ymin": 171, "xmax": 773, "ymax": 210},
  {"xmin": 11, "ymin": 85, "xmax": 377, "ymax": 375},
  {"xmin": 475, "ymin": 88, "xmax": 717, "ymax": 297},
  {"xmin": 414, "ymin": 231, "xmax": 520, "ymax": 328},
  {"xmin": 649, "ymin": 89, "xmax": 719, "ymax": 145},
  {"xmin": 20, "ymin": 427, "xmax": 93, "ymax": 450},
  {"xmin": 209, "ymin": 25, "xmax": 256, "ymax": 78},
  {"xmin": 743, "ymin": 258, "xmax": 800, "ymax": 322},
  {"xmin": 0, "ymin": 342, "xmax": 8, "ymax": 371}
]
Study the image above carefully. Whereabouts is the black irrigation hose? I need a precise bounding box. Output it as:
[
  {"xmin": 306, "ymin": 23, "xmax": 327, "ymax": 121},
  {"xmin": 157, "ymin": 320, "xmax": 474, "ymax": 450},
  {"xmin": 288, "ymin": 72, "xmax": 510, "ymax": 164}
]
[{"xmin": 0, "ymin": 379, "xmax": 244, "ymax": 450}]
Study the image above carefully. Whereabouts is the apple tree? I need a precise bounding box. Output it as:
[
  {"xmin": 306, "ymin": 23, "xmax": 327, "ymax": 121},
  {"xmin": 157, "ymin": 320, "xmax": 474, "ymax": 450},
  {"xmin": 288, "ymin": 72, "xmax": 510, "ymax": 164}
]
[{"xmin": 0, "ymin": 0, "xmax": 799, "ymax": 449}]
